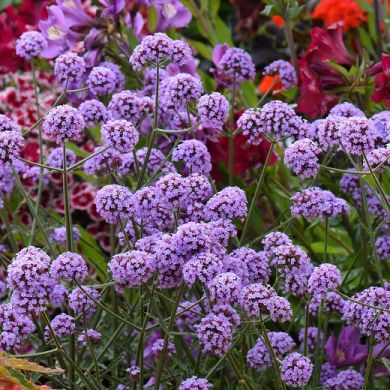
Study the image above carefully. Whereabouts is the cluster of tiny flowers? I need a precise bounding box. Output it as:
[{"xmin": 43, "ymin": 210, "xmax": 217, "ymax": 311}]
[
  {"xmin": 196, "ymin": 312, "xmax": 234, "ymax": 356},
  {"xmin": 261, "ymin": 231, "xmax": 292, "ymax": 258},
  {"xmin": 320, "ymin": 362, "xmax": 337, "ymax": 385},
  {"xmin": 79, "ymin": 99, "xmax": 110, "ymax": 127},
  {"xmin": 197, "ymin": 92, "xmax": 229, "ymax": 129},
  {"xmin": 363, "ymin": 146, "xmax": 390, "ymax": 173},
  {"xmin": 179, "ymin": 376, "xmax": 212, "ymax": 390},
  {"xmin": 0, "ymin": 114, "xmax": 21, "ymax": 133},
  {"xmin": 205, "ymin": 186, "xmax": 247, "ymax": 221},
  {"xmin": 84, "ymin": 146, "xmax": 121, "ymax": 177},
  {"xmin": 130, "ymin": 33, "xmax": 191, "ymax": 71},
  {"xmin": 69, "ymin": 287, "xmax": 100, "ymax": 316},
  {"xmin": 298, "ymin": 327, "xmax": 323, "ymax": 354},
  {"xmin": 371, "ymin": 111, "xmax": 390, "ymax": 142},
  {"xmin": 50, "ymin": 251, "xmax": 88, "ymax": 282},
  {"xmin": 375, "ymin": 235, "xmax": 390, "ymax": 261},
  {"xmin": 280, "ymin": 352, "xmax": 313, "ymax": 388},
  {"xmin": 329, "ymin": 102, "xmax": 365, "ymax": 118},
  {"xmin": 101, "ymin": 119, "xmax": 139, "ymax": 153},
  {"xmin": 49, "ymin": 284, "xmax": 68, "ymax": 308},
  {"xmin": 186, "ymin": 173, "xmax": 213, "ymax": 202},
  {"xmin": 108, "ymin": 90, "xmax": 144, "ymax": 122},
  {"xmin": 54, "ymin": 52, "xmax": 86, "ymax": 85},
  {"xmin": 87, "ymin": 66, "xmax": 117, "ymax": 95},
  {"xmin": 49, "ymin": 314, "xmax": 75, "ymax": 338},
  {"xmin": 166, "ymin": 73, "xmax": 203, "ymax": 105},
  {"xmin": 208, "ymin": 272, "xmax": 242, "ymax": 304},
  {"xmin": 324, "ymin": 369, "xmax": 364, "ymax": 390},
  {"xmin": 247, "ymin": 331, "xmax": 295, "ymax": 371},
  {"xmin": 343, "ymin": 286, "xmax": 390, "ymax": 342},
  {"xmin": 108, "ymin": 251, "xmax": 155, "ymax": 288},
  {"xmin": 309, "ymin": 291, "xmax": 345, "ymax": 315},
  {"xmin": 126, "ymin": 366, "xmax": 141, "ymax": 381},
  {"xmin": 307, "ymin": 263, "xmax": 341, "ymax": 296},
  {"xmin": 338, "ymin": 117, "xmax": 377, "ymax": 155},
  {"xmin": 317, "ymin": 116, "xmax": 345, "ymax": 151},
  {"xmin": 77, "ymin": 329, "xmax": 102, "ymax": 347},
  {"xmin": 183, "ymin": 253, "xmax": 223, "ymax": 285},
  {"xmin": 42, "ymin": 105, "xmax": 85, "ymax": 143},
  {"xmin": 172, "ymin": 140, "xmax": 212, "ymax": 175},
  {"xmin": 100, "ymin": 61, "xmax": 125, "ymax": 91},
  {"xmin": 218, "ymin": 47, "xmax": 255, "ymax": 82},
  {"xmin": 46, "ymin": 147, "xmax": 77, "ymax": 169},
  {"xmin": 16, "ymin": 31, "xmax": 47, "ymax": 59},
  {"xmin": 0, "ymin": 131, "xmax": 25, "ymax": 166},
  {"xmin": 290, "ymin": 187, "xmax": 350, "ymax": 220},
  {"xmin": 155, "ymin": 173, "xmax": 189, "ymax": 207},
  {"xmin": 284, "ymin": 138, "xmax": 321, "ymax": 179},
  {"xmin": 268, "ymin": 296, "xmax": 293, "ymax": 322},
  {"xmin": 238, "ymin": 283, "xmax": 276, "ymax": 318},
  {"xmin": 151, "ymin": 338, "xmax": 176, "ymax": 359},
  {"xmin": 95, "ymin": 184, "xmax": 135, "ymax": 223},
  {"xmin": 263, "ymin": 60, "xmax": 297, "ymax": 89}
]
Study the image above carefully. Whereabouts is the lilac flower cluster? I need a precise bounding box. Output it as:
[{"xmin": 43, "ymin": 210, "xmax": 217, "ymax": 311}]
[
  {"xmin": 130, "ymin": 33, "xmax": 191, "ymax": 71},
  {"xmin": 183, "ymin": 252, "xmax": 222, "ymax": 285},
  {"xmin": 179, "ymin": 376, "xmax": 212, "ymax": 390},
  {"xmin": 0, "ymin": 114, "xmax": 21, "ymax": 133},
  {"xmin": 343, "ymin": 286, "xmax": 390, "ymax": 342},
  {"xmin": 0, "ymin": 131, "xmax": 25, "ymax": 166},
  {"xmin": 108, "ymin": 90, "xmax": 144, "ymax": 122},
  {"xmin": 100, "ymin": 61, "xmax": 125, "ymax": 92},
  {"xmin": 95, "ymin": 184, "xmax": 135, "ymax": 223},
  {"xmin": 166, "ymin": 73, "xmax": 203, "ymax": 105},
  {"xmin": 329, "ymin": 102, "xmax": 365, "ymax": 118},
  {"xmin": 108, "ymin": 251, "xmax": 155, "ymax": 288},
  {"xmin": 101, "ymin": 119, "xmax": 139, "ymax": 153},
  {"xmin": 238, "ymin": 283, "xmax": 276, "ymax": 318},
  {"xmin": 247, "ymin": 331, "xmax": 295, "ymax": 371},
  {"xmin": 69, "ymin": 286, "xmax": 100, "ymax": 316},
  {"xmin": 280, "ymin": 352, "xmax": 313, "ymax": 388},
  {"xmin": 375, "ymin": 235, "xmax": 390, "ymax": 261},
  {"xmin": 284, "ymin": 138, "xmax": 321, "ymax": 179},
  {"xmin": 197, "ymin": 92, "xmax": 229, "ymax": 129},
  {"xmin": 16, "ymin": 31, "xmax": 47, "ymax": 60},
  {"xmin": 263, "ymin": 60, "xmax": 297, "ymax": 89},
  {"xmin": 363, "ymin": 147, "xmax": 390, "ymax": 173},
  {"xmin": 298, "ymin": 327, "xmax": 323, "ymax": 354},
  {"xmin": 87, "ymin": 66, "xmax": 117, "ymax": 95},
  {"xmin": 309, "ymin": 291, "xmax": 345, "ymax": 315},
  {"xmin": 49, "ymin": 313, "xmax": 75, "ymax": 337},
  {"xmin": 79, "ymin": 99, "xmax": 110, "ymax": 127},
  {"xmin": 46, "ymin": 147, "xmax": 76, "ymax": 169},
  {"xmin": 307, "ymin": 264, "xmax": 341, "ymax": 296},
  {"xmin": 50, "ymin": 251, "xmax": 88, "ymax": 282},
  {"xmin": 371, "ymin": 111, "xmax": 390, "ymax": 143},
  {"xmin": 54, "ymin": 52, "xmax": 86, "ymax": 85},
  {"xmin": 208, "ymin": 272, "xmax": 242, "ymax": 304},
  {"xmin": 218, "ymin": 47, "xmax": 255, "ymax": 83},
  {"xmin": 317, "ymin": 116, "xmax": 345, "ymax": 151},
  {"xmin": 291, "ymin": 187, "xmax": 350, "ymax": 221},
  {"xmin": 84, "ymin": 146, "xmax": 121, "ymax": 177},
  {"xmin": 42, "ymin": 105, "xmax": 84, "ymax": 143},
  {"xmin": 77, "ymin": 329, "xmax": 102, "ymax": 347},
  {"xmin": 151, "ymin": 338, "xmax": 176, "ymax": 359},
  {"xmin": 324, "ymin": 369, "xmax": 364, "ymax": 390},
  {"xmin": 172, "ymin": 140, "xmax": 212, "ymax": 174}
]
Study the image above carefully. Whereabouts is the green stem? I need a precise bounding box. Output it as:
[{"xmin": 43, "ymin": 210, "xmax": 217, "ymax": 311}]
[
  {"xmin": 0, "ymin": 208, "xmax": 18, "ymax": 253},
  {"xmin": 324, "ymin": 217, "xmax": 329, "ymax": 263},
  {"xmin": 303, "ymin": 301, "xmax": 310, "ymax": 357},
  {"xmin": 362, "ymin": 335, "xmax": 375, "ymax": 390},
  {"xmin": 153, "ymin": 284, "xmax": 185, "ymax": 389},
  {"xmin": 240, "ymin": 141, "xmax": 275, "ymax": 244},
  {"xmin": 312, "ymin": 299, "xmax": 324, "ymax": 386},
  {"xmin": 82, "ymin": 312, "xmax": 100, "ymax": 384},
  {"xmin": 226, "ymin": 351, "xmax": 253, "ymax": 390},
  {"xmin": 228, "ymin": 73, "xmax": 236, "ymax": 186}
]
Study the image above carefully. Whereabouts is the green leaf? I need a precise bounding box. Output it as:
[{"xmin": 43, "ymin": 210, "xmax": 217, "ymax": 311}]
[
  {"xmin": 285, "ymin": 5, "xmax": 305, "ymax": 20},
  {"xmin": 262, "ymin": 4, "xmax": 282, "ymax": 16},
  {"xmin": 0, "ymin": 353, "xmax": 63, "ymax": 374},
  {"xmin": 311, "ymin": 242, "xmax": 349, "ymax": 256},
  {"xmin": 210, "ymin": 0, "xmax": 220, "ymax": 16},
  {"xmin": 325, "ymin": 61, "xmax": 351, "ymax": 80},
  {"xmin": 66, "ymin": 142, "xmax": 89, "ymax": 158},
  {"xmin": 187, "ymin": 39, "xmax": 212, "ymax": 60},
  {"xmin": 214, "ymin": 17, "xmax": 233, "ymax": 46},
  {"xmin": 147, "ymin": 6, "xmax": 158, "ymax": 33},
  {"xmin": 241, "ymin": 81, "xmax": 258, "ymax": 107}
]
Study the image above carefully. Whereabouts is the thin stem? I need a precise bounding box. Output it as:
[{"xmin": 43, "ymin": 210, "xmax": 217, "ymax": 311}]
[
  {"xmin": 240, "ymin": 141, "xmax": 275, "ymax": 244},
  {"xmin": 324, "ymin": 217, "xmax": 329, "ymax": 263},
  {"xmin": 153, "ymin": 284, "xmax": 185, "ymax": 389},
  {"xmin": 312, "ymin": 299, "xmax": 324, "ymax": 386},
  {"xmin": 226, "ymin": 351, "xmax": 253, "ymax": 390},
  {"xmin": 82, "ymin": 312, "xmax": 100, "ymax": 384},
  {"xmin": 362, "ymin": 335, "xmax": 375, "ymax": 390},
  {"xmin": 228, "ymin": 73, "xmax": 236, "ymax": 186},
  {"xmin": 337, "ymin": 291, "xmax": 390, "ymax": 313},
  {"xmin": 0, "ymin": 208, "xmax": 18, "ymax": 253},
  {"xmin": 303, "ymin": 301, "xmax": 310, "ymax": 357}
]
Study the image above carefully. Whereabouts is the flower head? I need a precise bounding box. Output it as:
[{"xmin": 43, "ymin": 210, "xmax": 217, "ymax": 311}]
[
  {"xmin": 218, "ymin": 47, "xmax": 255, "ymax": 83},
  {"xmin": 87, "ymin": 66, "xmax": 117, "ymax": 95},
  {"xmin": 151, "ymin": 338, "xmax": 176, "ymax": 359},
  {"xmin": 100, "ymin": 61, "xmax": 125, "ymax": 91},
  {"xmin": 280, "ymin": 352, "xmax": 313, "ymax": 388},
  {"xmin": 263, "ymin": 60, "xmax": 297, "ymax": 90},
  {"xmin": 54, "ymin": 52, "xmax": 86, "ymax": 85},
  {"xmin": 50, "ymin": 252, "xmax": 88, "ymax": 282},
  {"xmin": 183, "ymin": 252, "xmax": 223, "ymax": 286},
  {"xmin": 155, "ymin": 173, "xmax": 189, "ymax": 207},
  {"xmin": 79, "ymin": 99, "xmax": 110, "ymax": 127},
  {"xmin": 16, "ymin": 31, "xmax": 47, "ymax": 59},
  {"xmin": 375, "ymin": 235, "xmax": 390, "ymax": 261},
  {"xmin": 108, "ymin": 91, "xmax": 144, "ymax": 122},
  {"xmin": 84, "ymin": 146, "xmax": 121, "ymax": 177},
  {"xmin": 308, "ymin": 263, "xmax": 341, "ymax": 296},
  {"xmin": 0, "ymin": 131, "xmax": 25, "ymax": 166},
  {"xmin": 77, "ymin": 329, "xmax": 102, "ymax": 347},
  {"xmin": 49, "ymin": 313, "xmax": 75, "ymax": 337},
  {"xmin": 179, "ymin": 376, "xmax": 212, "ymax": 390},
  {"xmin": 172, "ymin": 140, "xmax": 212, "ymax": 175},
  {"xmin": 101, "ymin": 119, "xmax": 139, "ymax": 154},
  {"xmin": 69, "ymin": 287, "xmax": 100, "ymax": 316},
  {"xmin": 197, "ymin": 92, "xmax": 229, "ymax": 129},
  {"xmin": 208, "ymin": 272, "xmax": 242, "ymax": 304},
  {"xmin": 42, "ymin": 105, "xmax": 84, "ymax": 143},
  {"xmin": 324, "ymin": 369, "xmax": 364, "ymax": 390},
  {"xmin": 239, "ymin": 283, "xmax": 276, "ymax": 318},
  {"xmin": 317, "ymin": 116, "xmax": 345, "ymax": 151},
  {"xmin": 0, "ymin": 115, "xmax": 21, "ymax": 133},
  {"xmin": 166, "ymin": 73, "xmax": 203, "ymax": 106}
]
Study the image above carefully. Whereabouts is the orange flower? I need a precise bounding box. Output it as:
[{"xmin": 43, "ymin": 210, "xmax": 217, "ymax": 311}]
[
  {"xmin": 258, "ymin": 75, "xmax": 284, "ymax": 94},
  {"xmin": 272, "ymin": 15, "xmax": 284, "ymax": 27},
  {"xmin": 312, "ymin": 0, "xmax": 367, "ymax": 31}
]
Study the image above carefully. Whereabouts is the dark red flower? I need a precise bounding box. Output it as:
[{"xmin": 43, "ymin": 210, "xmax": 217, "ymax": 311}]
[
  {"xmin": 369, "ymin": 54, "xmax": 390, "ymax": 108},
  {"xmin": 297, "ymin": 24, "xmax": 354, "ymax": 118}
]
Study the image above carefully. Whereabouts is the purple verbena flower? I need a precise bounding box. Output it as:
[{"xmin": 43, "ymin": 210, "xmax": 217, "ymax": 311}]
[
  {"xmin": 166, "ymin": 73, "xmax": 203, "ymax": 106},
  {"xmin": 87, "ymin": 66, "xmax": 117, "ymax": 95},
  {"xmin": 182, "ymin": 252, "xmax": 223, "ymax": 286},
  {"xmin": 50, "ymin": 251, "xmax": 88, "ymax": 282},
  {"xmin": 329, "ymin": 102, "xmax": 365, "ymax": 118},
  {"xmin": 299, "ymin": 327, "xmax": 323, "ymax": 354},
  {"xmin": 100, "ymin": 61, "xmax": 125, "ymax": 91},
  {"xmin": 69, "ymin": 286, "xmax": 100, "ymax": 316},
  {"xmin": 239, "ymin": 283, "xmax": 276, "ymax": 318},
  {"xmin": 0, "ymin": 114, "xmax": 21, "ymax": 133},
  {"xmin": 0, "ymin": 131, "xmax": 25, "ymax": 167},
  {"xmin": 208, "ymin": 272, "xmax": 242, "ymax": 304},
  {"xmin": 375, "ymin": 235, "xmax": 390, "ymax": 261},
  {"xmin": 77, "ymin": 329, "xmax": 102, "ymax": 347},
  {"xmin": 179, "ymin": 376, "xmax": 212, "ymax": 390},
  {"xmin": 308, "ymin": 263, "xmax": 341, "ymax": 296},
  {"xmin": 79, "ymin": 99, "xmax": 110, "ymax": 127},
  {"xmin": 324, "ymin": 369, "xmax": 364, "ymax": 390},
  {"xmin": 46, "ymin": 147, "xmax": 76, "ymax": 169},
  {"xmin": 197, "ymin": 92, "xmax": 229, "ymax": 129},
  {"xmin": 108, "ymin": 90, "xmax": 144, "ymax": 122},
  {"xmin": 263, "ymin": 59, "xmax": 297, "ymax": 89},
  {"xmin": 267, "ymin": 296, "xmax": 293, "ymax": 322},
  {"xmin": 218, "ymin": 47, "xmax": 255, "ymax": 83},
  {"xmin": 151, "ymin": 338, "xmax": 176, "ymax": 359},
  {"xmin": 16, "ymin": 31, "xmax": 47, "ymax": 59},
  {"xmin": 172, "ymin": 140, "xmax": 212, "ymax": 175},
  {"xmin": 54, "ymin": 52, "xmax": 86, "ymax": 86},
  {"xmin": 49, "ymin": 313, "xmax": 75, "ymax": 337},
  {"xmin": 101, "ymin": 119, "xmax": 139, "ymax": 153},
  {"xmin": 280, "ymin": 352, "xmax": 313, "ymax": 388},
  {"xmin": 84, "ymin": 146, "xmax": 121, "ymax": 177}
]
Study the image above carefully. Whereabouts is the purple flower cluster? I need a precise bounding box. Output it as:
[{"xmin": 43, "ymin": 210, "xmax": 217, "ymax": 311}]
[
  {"xmin": 197, "ymin": 92, "xmax": 229, "ymax": 129},
  {"xmin": 183, "ymin": 252, "xmax": 222, "ymax": 285},
  {"xmin": 46, "ymin": 147, "xmax": 76, "ymax": 169},
  {"xmin": 49, "ymin": 284, "xmax": 68, "ymax": 308},
  {"xmin": 42, "ymin": 105, "xmax": 84, "ymax": 143},
  {"xmin": 324, "ymin": 369, "xmax": 363, "ymax": 390},
  {"xmin": 371, "ymin": 111, "xmax": 390, "ymax": 143},
  {"xmin": 308, "ymin": 263, "xmax": 341, "ymax": 296},
  {"xmin": 375, "ymin": 235, "xmax": 390, "ymax": 261},
  {"xmin": 261, "ymin": 231, "xmax": 292, "ymax": 258},
  {"xmin": 298, "ymin": 327, "xmax": 323, "ymax": 354},
  {"xmin": 166, "ymin": 73, "xmax": 203, "ymax": 105},
  {"xmin": 263, "ymin": 60, "xmax": 297, "ymax": 89},
  {"xmin": 247, "ymin": 331, "xmax": 295, "ymax": 371},
  {"xmin": 179, "ymin": 376, "xmax": 212, "ymax": 390},
  {"xmin": 239, "ymin": 283, "xmax": 276, "ymax": 318},
  {"xmin": 87, "ymin": 66, "xmax": 117, "ymax": 95},
  {"xmin": 49, "ymin": 313, "xmax": 75, "ymax": 337},
  {"xmin": 208, "ymin": 272, "xmax": 242, "ymax": 304},
  {"xmin": 84, "ymin": 146, "xmax": 121, "ymax": 177},
  {"xmin": 363, "ymin": 147, "xmax": 390, "ymax": 173},
  {"xmin": 108, "ymin": 90, "xmax": 144, "ymax": 122},
  {"xmin": 77, "ymin": 329, "xmax": 102, "ymax": 347},
  {"xmin": 95, "ymin": 184, "xmax": 135, "ymax": 223},
  {"xmin": 309, "ymin": 291, "xmax": 345, "ymax": 315},
  {"xmin": 50, "ymin": 251, "xmax": 88, "ymax": 282},
  {"xmin": 69, "ymin": 286, "xmax": 100, "ymax": 316},
  {"xmin": 155, "ymin": 173, "xmax": 189, "ymax": 207},
  {"xmin": 329, "ymin": 102, "xmax": 365, "ymax": 118},
  {"xmin": 151, "ymin": 338, "xmax": 176, "ymax": 359},
  {"xmin": 284, "ymin": 138, "xmax": 321, "ymax": 179},
  {"xmin": 338, "ymin": 117, "xmax": 377, "ymax": 155},
  {"xmin": 291, "ymin": 187, "xmax": 350, "ymax": 221},
  {"xmin": 280, "ymin": 352, "xmax": 313, "ymax": 388},
  {"xmin": 205, "ymin": 186, "xmax": 247, "ymax": 221},
  {"xmin": 343, "ymin": 286, "xmax": 390, "ymax": 342},
  {"xmin": 100, "ymin": 61, "xmax": 125, "ymax": 92},
  {"xmin": 130, "ymin": 33, "xmax": 191, "ymax": 71},
  {"xmin": 79, "ymin": 99, "xmax": 110, "ymax": 127},
  {"xmin": 108, "ymin": 251, "xmax": 155, "ymax": 288},
  {"xmin": 172, "ymin": 140, "xmax": 212, "ymax": 175},
  {"xmin": 317, "ymin": 116, "xmax": 345, "ymax": 151},
  {"xmin": 101, "ymin": 119, "xmax": 139, "ymax": 153},
  {"xmin": 0, "ymin": 131, "xmax": 25, "ymax": 166},
  {"xmin": 54, "ymin": 52, "xmax": 86, "ymax": 85},
  {"xmin": 126, "ymin": 366, "xmax": 141, "ymax": 380},
  {"xmin": 16, "ymin": 31, "xmax": 47, "ymax": 59},
  {"xmin": 218, "ymin": 47, "xmax": 255, "ymax": 83},
  {"xmin": 0, "ymin": 114, "xmax": 21, "ymax": 133}
]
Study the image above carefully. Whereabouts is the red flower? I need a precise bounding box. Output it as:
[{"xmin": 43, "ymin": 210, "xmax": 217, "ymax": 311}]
[
  {"xmin": 369, "ymin": 54, "xmax": 390, "ymax": 108},
  {"xmin": 297, "ymin": 24, "xmax": 354, "ymax": 118},
  {"xmin": 207, "ymin": 113, "xmax": 278, "ymax": 182}
]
